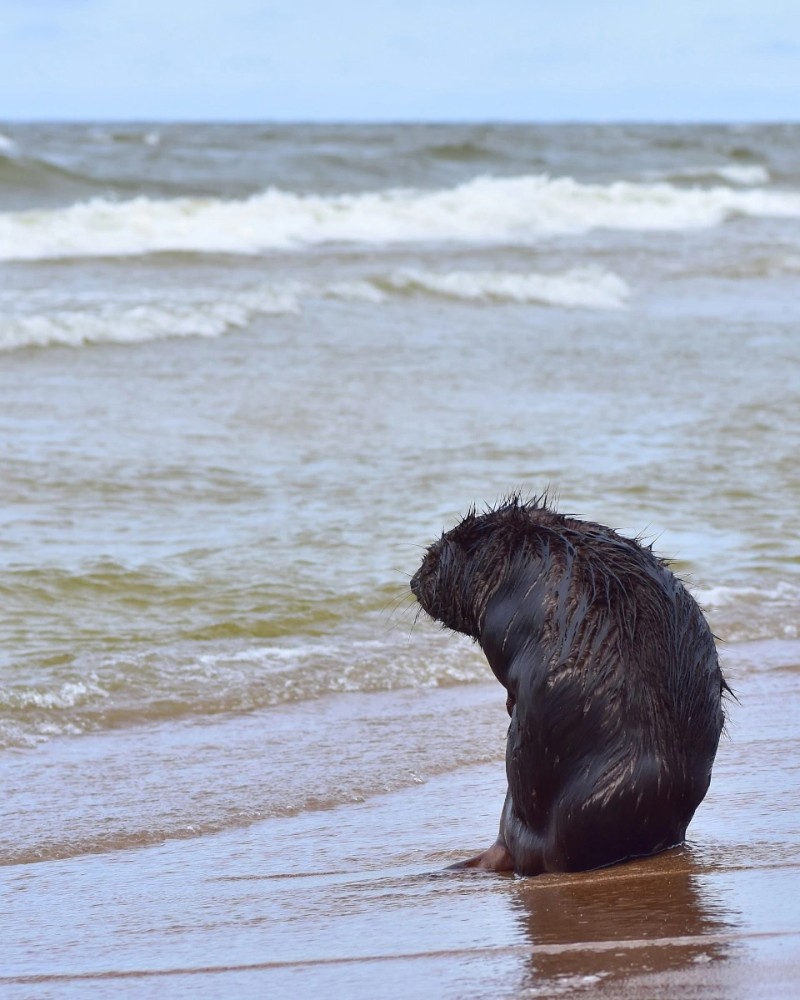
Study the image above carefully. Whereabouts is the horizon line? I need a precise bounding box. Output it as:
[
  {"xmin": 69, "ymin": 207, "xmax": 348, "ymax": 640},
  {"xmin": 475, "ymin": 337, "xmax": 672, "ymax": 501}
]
[{"xmin": 2, "ymin": 115, "xmax": 799, "ymax": 126}]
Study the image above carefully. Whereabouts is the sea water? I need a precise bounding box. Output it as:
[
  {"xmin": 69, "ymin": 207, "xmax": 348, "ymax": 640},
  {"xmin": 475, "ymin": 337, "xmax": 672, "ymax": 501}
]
[{"xmin": 1, "ymin": 123, "xmax": 799, "ymax": 994}]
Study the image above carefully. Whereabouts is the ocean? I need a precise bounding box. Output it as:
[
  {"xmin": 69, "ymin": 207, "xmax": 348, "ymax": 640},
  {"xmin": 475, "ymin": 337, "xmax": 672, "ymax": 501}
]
[{"xmin": 1, "ymin": 122, "xmax": 800, "ymax": 997}]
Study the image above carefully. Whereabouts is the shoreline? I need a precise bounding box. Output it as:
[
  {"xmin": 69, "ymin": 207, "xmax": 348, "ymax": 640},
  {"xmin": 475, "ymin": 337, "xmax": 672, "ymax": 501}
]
[{"xmin": 4, "ymin": 654, "xmax": 800, "ymax": 999}]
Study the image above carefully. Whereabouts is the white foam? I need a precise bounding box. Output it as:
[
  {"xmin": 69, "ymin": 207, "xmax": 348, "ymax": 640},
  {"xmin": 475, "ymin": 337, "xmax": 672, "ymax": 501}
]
[
  {"xmin": 0, "ymin": 286, "xmax": 302, "ymax": 350},
  {"xmin": 324, "ymin": 280, "xmax": 388, "ymax": 304},
  {"xmin": 663, "ymin": 164, "xmax": 771, "ymax": 186},
  {"xmin": 0, "ymin": 268, "xmax": 629, "ymax": 349},
  {"xmin": 697, "ymin": 581, "xmax": 800, "ymax": 642},
  {"xmin": 1, "ymin": 678, "xmax": 108, "ymax": 711},
  {"xmin": 383, "ymin": 267, "xmax": 630, "ymax": 309},
  {"xmin": 2, "ymin": 173, "xmax": 799, "ymax": 260},
  {"xmin": 698, "ymin": 580, "xmax": 800, "ymax": 611},
  {"xmin": 713, "ymin": 164, "xmax": 771, "ymax": 186},
  {"xmin": 0, "ymin": 133, "xmax": 16, "ymax": 154}
]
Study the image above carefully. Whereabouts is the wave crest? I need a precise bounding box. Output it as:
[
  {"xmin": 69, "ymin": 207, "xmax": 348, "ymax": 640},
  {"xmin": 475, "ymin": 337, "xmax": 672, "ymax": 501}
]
[
  {"xmin": 2, "ymin": 173, "xmax": 799, "ymax": 261},
  {"xmin": 382, "ymin": 267, "xmax": 629, "ymax": 309},
  {"xmin": 0, "ymin": 267, "xmax": 629, "ymax": 349},
  {"xmin": 0, "ymin": 287, "xmax": 302, "ymax": 350},
  {"xmin": 660, "ymin": 164, "xmax": 771, "ymax": 186}
]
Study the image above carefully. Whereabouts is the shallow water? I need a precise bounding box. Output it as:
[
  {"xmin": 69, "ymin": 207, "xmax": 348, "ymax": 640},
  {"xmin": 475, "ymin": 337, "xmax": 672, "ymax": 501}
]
[
  {"xmin": 2, "ymin": 651, "xmax": 800, "ymax": 998},
  {"xmin": 1, "ymin": 122, "xmax": 800, "ymax": 996}
]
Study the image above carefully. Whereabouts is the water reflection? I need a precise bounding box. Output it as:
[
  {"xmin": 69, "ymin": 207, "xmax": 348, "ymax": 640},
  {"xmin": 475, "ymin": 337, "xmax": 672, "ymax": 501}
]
[{"xmin": 508, "ymin": 847, "xmax": 737, "ymax": 995}]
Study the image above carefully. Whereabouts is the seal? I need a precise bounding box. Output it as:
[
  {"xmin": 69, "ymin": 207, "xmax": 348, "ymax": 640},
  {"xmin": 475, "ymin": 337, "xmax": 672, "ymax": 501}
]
[{"xmin": 410, "ymin": 494, "xmax": 727, "ymax": 876}]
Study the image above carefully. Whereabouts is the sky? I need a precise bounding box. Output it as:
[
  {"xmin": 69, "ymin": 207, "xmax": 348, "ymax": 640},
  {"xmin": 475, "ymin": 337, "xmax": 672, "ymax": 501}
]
[{"xmin": 1, "ymin": 0, "xmax": 799, "ymax": 121}]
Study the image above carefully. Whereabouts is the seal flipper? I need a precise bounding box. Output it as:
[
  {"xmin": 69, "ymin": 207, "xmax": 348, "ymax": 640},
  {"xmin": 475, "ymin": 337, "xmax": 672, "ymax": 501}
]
[{"xmin": 448, "ymin": 839, "xmax": 514, "ymax": 872}]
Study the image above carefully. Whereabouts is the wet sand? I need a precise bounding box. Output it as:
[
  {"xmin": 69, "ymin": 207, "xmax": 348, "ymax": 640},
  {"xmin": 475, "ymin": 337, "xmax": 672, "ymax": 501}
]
[
  {"xmin": 3, "ymin": 647, "xmax": 800, "ymax": 999},
  {"xmin": 3, "ymin": 122, "xmax": 800, "ymax": 999}
]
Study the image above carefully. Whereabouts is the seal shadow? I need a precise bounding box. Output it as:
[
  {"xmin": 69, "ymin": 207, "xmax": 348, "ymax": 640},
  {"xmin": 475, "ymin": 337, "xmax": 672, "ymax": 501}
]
[{"xmin": 506, "ymin": 846, "xmax": 738, "ymax": 995}]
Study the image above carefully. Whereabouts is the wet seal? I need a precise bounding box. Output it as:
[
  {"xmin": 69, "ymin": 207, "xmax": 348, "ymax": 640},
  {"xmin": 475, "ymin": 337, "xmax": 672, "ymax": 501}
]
[{"xmin": 411, "ymin": 494, "xmax": 727, "ymax": 876}]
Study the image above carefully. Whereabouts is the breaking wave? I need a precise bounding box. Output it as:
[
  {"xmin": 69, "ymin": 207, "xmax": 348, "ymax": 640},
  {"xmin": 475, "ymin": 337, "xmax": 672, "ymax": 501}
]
[
  {"xmin": 2, "ymin": 173, "xmax": 800, "ymax": 261},
  {"xmin": 380, "ymin": 267, "xmax": 629, "ymax": 310},
  {"xmin": 659, "ymin": 164, "xmax": 771, "ymax": 186},
  {"xmin": 0, "ymin": 267, "xmax": 629, "ymax": 349}
]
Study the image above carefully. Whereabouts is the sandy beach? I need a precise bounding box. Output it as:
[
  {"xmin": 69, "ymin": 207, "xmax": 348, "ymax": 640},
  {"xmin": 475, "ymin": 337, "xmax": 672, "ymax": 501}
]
[
  {"xmin": 2, "ymin": 122, "xmax": 800, "ymax": 998},
  {"xmin": 3, "ymin": 639, "xmax": 800, "ymax": 999}
]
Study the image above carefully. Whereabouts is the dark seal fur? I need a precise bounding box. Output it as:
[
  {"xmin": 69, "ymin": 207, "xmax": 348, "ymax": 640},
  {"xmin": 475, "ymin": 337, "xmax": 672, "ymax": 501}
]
[{"xmin": 410, "ymin": 495, "xmax": 726, "ymax": 876}]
